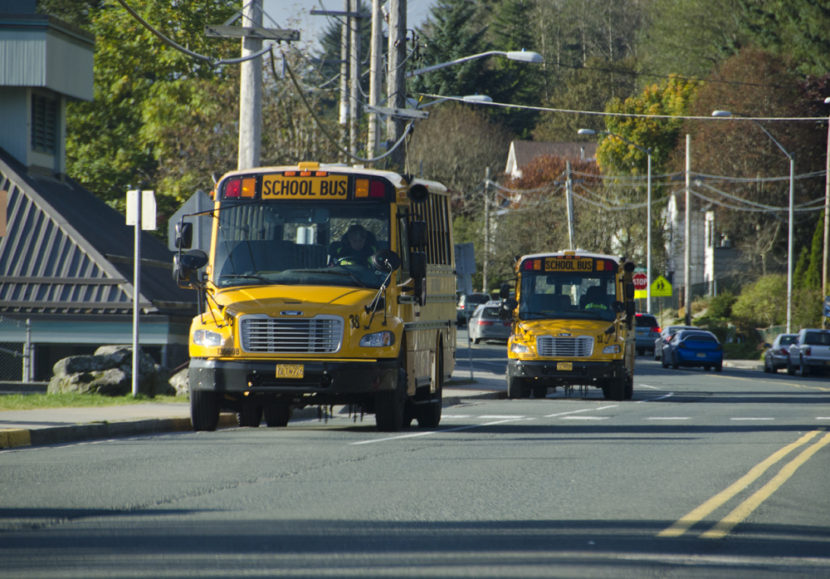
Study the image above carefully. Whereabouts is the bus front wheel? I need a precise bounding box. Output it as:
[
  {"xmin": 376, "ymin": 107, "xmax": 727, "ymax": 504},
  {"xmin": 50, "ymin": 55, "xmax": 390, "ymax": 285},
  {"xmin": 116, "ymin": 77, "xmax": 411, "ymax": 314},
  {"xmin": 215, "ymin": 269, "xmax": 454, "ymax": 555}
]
[
  {"xmin": 375, "ymin": 365, "xmax": 407, "ymax": 431},
  {"xmin": 191, "ymin": 390, "xmax": 219, "ymax": 431},
  {"xmin": 507, "ymin": 375, "xmax": 529, "ymax": 399},
  {"xmin": 602, "ymin": 377, "xmax": 626, "ymax": 401}
]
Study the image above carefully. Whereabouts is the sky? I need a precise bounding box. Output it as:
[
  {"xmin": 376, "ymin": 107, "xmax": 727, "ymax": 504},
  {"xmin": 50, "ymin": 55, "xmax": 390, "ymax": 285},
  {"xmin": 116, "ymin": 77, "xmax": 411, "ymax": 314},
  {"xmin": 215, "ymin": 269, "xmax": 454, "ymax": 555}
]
[{"xmin": 262, "ymin": 0, "xmax": 436, "ymax": 52}]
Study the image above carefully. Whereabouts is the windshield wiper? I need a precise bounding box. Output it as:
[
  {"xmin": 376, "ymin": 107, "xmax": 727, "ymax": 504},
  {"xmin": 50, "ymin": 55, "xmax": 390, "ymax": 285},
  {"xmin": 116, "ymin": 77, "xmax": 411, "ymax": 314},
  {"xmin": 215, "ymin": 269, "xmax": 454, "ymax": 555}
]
[{"xmin": 219, "ymin": 273, "xmax": 270, "ymax": 284}]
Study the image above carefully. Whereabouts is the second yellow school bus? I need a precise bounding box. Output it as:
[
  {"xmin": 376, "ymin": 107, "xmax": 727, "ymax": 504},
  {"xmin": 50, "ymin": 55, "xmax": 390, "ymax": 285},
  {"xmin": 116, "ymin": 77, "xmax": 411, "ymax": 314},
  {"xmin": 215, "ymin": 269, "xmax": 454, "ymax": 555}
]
[
  {"xmin": 501, "ymin": 250, "xmax": 636, "ymax": 400},
  {"xmin": 174, "ymin": 162, "xmax": 456, "ymax": 431}
]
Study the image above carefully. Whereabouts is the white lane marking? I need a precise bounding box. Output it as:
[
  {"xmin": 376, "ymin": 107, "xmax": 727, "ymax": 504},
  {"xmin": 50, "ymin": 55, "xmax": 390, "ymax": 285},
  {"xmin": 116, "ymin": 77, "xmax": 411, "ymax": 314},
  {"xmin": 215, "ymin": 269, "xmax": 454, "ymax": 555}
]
[
  {"xmin": 817, "ymin": 417, "xmax": 830, "ymax": 420},
  {"xmin": 350, "ymin": 417, "xmax": 532, "ymax": 445},
  {"xmin": 561, "ymin": 415, "xmax": 610, "ymax": 420},
  {"xmin": 544, "ymin": 405, "xmax": 617, "ymax": 419},
  {"xmin": 479, "ymin": 415, "xmax": 526, "ymax": 419},
  {"xmin": 647, "ymin": 416, "xmax": 691, "ymax": 421},
  {"xmin": 637, "ymin": 392, "xmax": 675, "ymax": 403},
  {"xmin": 638, "ymin": 383, "xmax": 660, "ymax": 390},
  {"xmin": 730, "ymin": 417, "xmax": 775, "ymax": 421}
]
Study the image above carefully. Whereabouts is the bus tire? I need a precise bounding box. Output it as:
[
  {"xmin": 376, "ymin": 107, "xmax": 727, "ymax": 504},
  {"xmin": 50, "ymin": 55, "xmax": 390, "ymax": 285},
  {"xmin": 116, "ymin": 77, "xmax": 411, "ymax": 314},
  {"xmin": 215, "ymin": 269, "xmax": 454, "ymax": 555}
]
[
  {"xmin": 376, "ymin": 365, "xmax": 407, "ymax": 432},
  {"xmin": 417, "ymin": 351, "xmax": 443, "ymax": 428},
  {"xmin": 264, "ymin": 403, "xmax": 291, "ymax": 427},
  {"xmin": 624, "ymin": 375, "xmax": 633, "ymax": 400},
  {"xmin": 602, "ymin": 377, "xmax": 625, "ymax": 401},
  {"xmin": 507, "ymin": 375, "xmax": 527, "ymax": 399},
  {"xmin": 191, "ymin": 390, "xmax": 219, "ymax": 431},
  {"xmin": 237, "ymin": 402, "xmax": 261, "ymax": 427}
]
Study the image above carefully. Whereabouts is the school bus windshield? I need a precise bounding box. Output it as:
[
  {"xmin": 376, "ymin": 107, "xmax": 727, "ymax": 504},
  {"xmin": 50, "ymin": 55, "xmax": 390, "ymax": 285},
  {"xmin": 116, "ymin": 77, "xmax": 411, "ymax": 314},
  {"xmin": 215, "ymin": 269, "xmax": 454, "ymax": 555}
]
[
  {"xmin": 519, "ymin": 270, "xmax": 617, "ymax": 322},
  {"xmin": 212, "ymin": 200, "xmax": 390, "ymax": 289}
]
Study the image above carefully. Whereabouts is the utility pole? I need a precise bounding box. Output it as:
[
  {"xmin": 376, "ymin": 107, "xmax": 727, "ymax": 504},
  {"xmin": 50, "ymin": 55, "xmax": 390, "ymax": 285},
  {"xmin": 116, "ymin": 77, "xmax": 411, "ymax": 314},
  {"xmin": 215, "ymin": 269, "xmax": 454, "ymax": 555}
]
[
  {"xmin": 482, "ymin": 167, "xmax": 490, "ymax": 293},
  {"xmin": 684, "ymin": 134, "xmax": 691, "ymax": 326},
  {"xmin": 348, "ymin": 0, "xmax": 360, "ymax": 159},
  {"xmin": 238, "ymin": 0, "xmax": 262, "ymax": 169},
  {"xmin": 206, "ymin": 2, "xmax": 299, "ymax": 170},
  {"xmin": 386, "ymin": 0, "xmax": 407, "ymax": 169},
  {"xmin": 366, "ymin": 0, "xmax": 383, "ymax": 160},
  {"xmin": 339, "ymin": 0, "xmax": 349, "ymax": 157},
  {"xmin": 566, "ymin": 161, "xmax": 575, "ymax": 249}
]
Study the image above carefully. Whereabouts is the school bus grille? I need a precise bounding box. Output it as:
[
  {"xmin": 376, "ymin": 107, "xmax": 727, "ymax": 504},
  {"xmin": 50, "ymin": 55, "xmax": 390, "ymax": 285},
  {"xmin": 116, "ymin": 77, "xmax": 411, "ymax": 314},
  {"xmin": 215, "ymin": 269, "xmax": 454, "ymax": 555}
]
[
  {"xmin": 240, "ymin": 315, "xmax": 343, "ymax": 353},
  {"xmin": 536, "ymin": 335, "xmax": 594, "ymax": 357}
]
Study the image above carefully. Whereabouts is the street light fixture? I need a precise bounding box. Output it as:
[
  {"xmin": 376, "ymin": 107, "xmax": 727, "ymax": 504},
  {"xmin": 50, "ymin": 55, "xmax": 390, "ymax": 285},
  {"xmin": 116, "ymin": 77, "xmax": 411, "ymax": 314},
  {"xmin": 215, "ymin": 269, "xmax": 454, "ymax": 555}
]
[
  {"xmin": 579, "ymin": 128, "xmax": 654, "ymax": 313},
  {"xmin": 712, "ymin": 110, "xmax": 795, "ymax": 333},
  {"xmin": 406, "ymin": 50, "xmax": 543, "ymax": 79}
]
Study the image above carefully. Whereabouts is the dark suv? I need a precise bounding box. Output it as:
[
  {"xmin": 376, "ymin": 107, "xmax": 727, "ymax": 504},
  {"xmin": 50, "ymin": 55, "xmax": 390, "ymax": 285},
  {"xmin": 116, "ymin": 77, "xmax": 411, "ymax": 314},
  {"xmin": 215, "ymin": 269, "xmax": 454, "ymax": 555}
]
[{"xmin": 635, "ymin": 313, "xmax": 660, "ymax": 356}]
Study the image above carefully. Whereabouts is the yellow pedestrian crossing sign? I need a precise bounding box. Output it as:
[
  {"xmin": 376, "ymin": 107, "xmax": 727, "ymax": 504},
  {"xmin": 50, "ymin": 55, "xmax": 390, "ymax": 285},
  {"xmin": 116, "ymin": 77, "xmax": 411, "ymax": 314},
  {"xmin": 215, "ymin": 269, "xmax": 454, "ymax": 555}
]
[{"xmin": 651, "ymin": 275, "xmax": 672, "ymax": 297}]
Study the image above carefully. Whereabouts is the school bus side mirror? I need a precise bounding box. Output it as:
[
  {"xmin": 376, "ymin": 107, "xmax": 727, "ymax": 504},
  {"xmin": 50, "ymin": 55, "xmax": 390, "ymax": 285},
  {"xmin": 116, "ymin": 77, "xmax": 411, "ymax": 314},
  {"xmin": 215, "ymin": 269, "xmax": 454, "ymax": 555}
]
[
  {"xmin": 176, "ymin": 221, "xmax": 193, "ymax": 249},
  {"xmin": 499, "ymin": 283, "xmax": 511, "ymax": 299},
  {"xmin": 174, "ymin": 249, "xmax": 207, "ymax": 288},
  {"xmin": 410, "ymin": 251, "xmax": 427, "ymax": 279},
  {"xmin": 372, "ymin": 249, "xmax": 402, "ymax": 273},
  {"xmin": 409, "ymin": 220, "xmax": 427, "ymax": 249}
]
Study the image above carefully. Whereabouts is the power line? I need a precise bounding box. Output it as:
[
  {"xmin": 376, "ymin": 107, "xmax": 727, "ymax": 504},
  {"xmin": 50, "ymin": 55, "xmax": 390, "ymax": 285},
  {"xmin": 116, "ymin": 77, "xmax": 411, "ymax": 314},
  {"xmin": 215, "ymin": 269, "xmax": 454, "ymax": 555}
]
[
  {"xmin": 419, "ymin": 93, "xmax": 829, "ymax": 123},
  {"xmin": 114, "ymin": 0, "xmax": 271, "ymax": 67}
]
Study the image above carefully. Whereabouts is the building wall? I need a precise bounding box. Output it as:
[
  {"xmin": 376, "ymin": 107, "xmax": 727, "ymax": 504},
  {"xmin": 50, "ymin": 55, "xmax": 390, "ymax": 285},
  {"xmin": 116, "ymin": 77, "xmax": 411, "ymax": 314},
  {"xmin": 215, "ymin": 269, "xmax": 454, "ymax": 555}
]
[
  {"xmin": 0, "ymin": 21, "xmax": 94, "ymax": 100},
  {"xmin": 0, "ymin": 87, "xmax": 28, "ymax": 163}
]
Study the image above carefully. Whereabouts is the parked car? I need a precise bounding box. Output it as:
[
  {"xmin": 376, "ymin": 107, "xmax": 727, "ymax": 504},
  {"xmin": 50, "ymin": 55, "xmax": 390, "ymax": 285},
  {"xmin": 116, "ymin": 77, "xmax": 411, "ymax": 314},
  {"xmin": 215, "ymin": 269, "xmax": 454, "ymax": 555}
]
[
  {"xmin": 661, "ymin": 329, "xmax": 723, "ymax": 371},
  {"xmin": 635, "ymin": 313, "xmax": 660, "ymax": 355},
  {"xmin": 456, "ymin": 293, "xmax": 490, "ymax": 326},
  {"xmin": 786, "ymin": 329, "xmax": 830, "ymax": 376},
  {"xmin": 468, "ymin": 301, "xmax": 512, "ymax": 344},
  {"xmin": 653, "ymin": 325, "xmax": 697, "ymax": 360},
  {"xmin": 763, "ymin": 333, "xmax": 797, "ymax": 373}
]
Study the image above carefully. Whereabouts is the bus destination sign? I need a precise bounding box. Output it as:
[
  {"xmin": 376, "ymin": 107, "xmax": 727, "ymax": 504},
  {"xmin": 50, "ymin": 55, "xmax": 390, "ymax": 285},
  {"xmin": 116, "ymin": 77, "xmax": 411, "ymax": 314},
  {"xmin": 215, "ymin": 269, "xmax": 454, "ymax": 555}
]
[{"xmin": 262, "ymin": 175, "xmax": 348, "ymax": 200}]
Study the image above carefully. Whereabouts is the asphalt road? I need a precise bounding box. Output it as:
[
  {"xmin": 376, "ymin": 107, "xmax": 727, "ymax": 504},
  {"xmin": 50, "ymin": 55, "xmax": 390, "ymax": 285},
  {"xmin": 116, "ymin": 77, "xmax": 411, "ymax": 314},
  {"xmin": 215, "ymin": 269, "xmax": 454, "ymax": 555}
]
[{"xmin": 2, "ymin": 335, "xmax": 829, "ymax": 578}]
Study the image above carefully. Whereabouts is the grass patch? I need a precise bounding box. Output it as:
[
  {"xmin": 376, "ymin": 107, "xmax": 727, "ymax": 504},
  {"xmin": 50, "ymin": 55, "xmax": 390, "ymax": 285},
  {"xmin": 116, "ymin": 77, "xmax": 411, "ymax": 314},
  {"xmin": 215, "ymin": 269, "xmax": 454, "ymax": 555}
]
[{"xmin": 0, "ymin": 393, "xmax": 184, "ymax": 411}]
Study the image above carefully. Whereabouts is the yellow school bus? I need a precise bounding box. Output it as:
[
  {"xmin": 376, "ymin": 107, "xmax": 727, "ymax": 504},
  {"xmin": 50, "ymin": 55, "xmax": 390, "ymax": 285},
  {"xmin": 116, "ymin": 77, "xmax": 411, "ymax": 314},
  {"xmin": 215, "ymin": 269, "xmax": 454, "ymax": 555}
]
[
  {"xmin": 501, "ymin": 250, "xmax": 636, "ymax": 400},
  {"xmin": 174, "ymin": 162, "xmax": 456, "ymax": 431}
]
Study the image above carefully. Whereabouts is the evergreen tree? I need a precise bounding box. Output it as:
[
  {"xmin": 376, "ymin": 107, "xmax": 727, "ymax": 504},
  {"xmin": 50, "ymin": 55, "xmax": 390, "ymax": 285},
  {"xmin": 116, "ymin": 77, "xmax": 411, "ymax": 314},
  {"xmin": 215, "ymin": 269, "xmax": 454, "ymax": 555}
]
[{"xmin": 410, "ymin": 0, "xmax": 489, "ymax": 98}]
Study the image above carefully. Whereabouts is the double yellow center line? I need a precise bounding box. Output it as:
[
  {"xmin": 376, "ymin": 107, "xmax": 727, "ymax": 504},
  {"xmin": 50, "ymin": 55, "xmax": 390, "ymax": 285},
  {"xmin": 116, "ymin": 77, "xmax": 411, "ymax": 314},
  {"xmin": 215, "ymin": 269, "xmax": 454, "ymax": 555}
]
[{"xmin": 659, "ymin": 429, "xmax": 830, "ymax": 539}]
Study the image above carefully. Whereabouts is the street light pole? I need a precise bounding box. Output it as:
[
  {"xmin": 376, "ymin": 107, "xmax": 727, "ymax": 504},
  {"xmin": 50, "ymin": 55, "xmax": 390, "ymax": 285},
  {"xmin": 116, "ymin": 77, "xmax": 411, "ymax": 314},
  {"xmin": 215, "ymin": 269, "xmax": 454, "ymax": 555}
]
[
  {"xmin": 578, "ymin": 128, "xmax": 653, "ymax": 312},
  {"xmin": 712, "ymin": 110, "xmax": 795, "ymax": 333},
  {"xmin": 823, "ymin": 96, "xmax": 830, "ymax": 327}
]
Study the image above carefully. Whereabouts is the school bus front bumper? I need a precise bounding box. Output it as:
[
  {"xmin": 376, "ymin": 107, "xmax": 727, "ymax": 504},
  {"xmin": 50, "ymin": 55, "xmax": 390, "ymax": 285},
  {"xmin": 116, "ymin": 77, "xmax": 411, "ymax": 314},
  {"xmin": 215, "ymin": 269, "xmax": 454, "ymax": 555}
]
[
  {"xmin": 188, "ymin": 357, "xmax": 399, "ymax": 397},
  {"xmin": 507, "ymin": 358, "xmax": 626, "ymax": 383}
]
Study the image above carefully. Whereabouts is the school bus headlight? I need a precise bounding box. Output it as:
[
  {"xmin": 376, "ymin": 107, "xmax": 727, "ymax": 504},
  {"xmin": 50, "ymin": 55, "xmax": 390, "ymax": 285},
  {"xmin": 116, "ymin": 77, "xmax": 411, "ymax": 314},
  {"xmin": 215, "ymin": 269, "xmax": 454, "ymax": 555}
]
[
  {"xmin": 193, "ymin": 329, "xmax": 224, "ymax": 347},
  {"xmin": 360, "ymin": 331, "xmax": 395, "ymax": 348},
  {"xmin": 602, "ymin": 344, "xmax": 621, "ymax": 354},
  {"xmin": 510, "ymin": 341, "xmax": 530, "ymax": 354}
]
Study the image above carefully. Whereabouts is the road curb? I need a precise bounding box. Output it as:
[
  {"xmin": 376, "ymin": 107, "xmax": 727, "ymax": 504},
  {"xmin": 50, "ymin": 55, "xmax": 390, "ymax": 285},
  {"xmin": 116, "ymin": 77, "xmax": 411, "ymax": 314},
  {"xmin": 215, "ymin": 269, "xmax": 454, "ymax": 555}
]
[
  {"xmin": 0, "ymin": 390, "xmax": 502, "ymax": 450},
  {"xmin": 0, "ymin": 414, "xmax": 238, "ymax": 450}
]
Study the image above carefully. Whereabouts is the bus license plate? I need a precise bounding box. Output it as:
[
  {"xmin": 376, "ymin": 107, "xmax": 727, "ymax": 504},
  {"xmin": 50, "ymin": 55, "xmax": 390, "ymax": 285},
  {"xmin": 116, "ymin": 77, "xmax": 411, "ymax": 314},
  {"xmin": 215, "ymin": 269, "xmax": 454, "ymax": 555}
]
[
  {"xmin": 275, "ymin": 364, "xmax": 304, "ymax": 379},
  {"xmin": 557, "ymin": 362, "xmax": 573, "ymax": 371}
]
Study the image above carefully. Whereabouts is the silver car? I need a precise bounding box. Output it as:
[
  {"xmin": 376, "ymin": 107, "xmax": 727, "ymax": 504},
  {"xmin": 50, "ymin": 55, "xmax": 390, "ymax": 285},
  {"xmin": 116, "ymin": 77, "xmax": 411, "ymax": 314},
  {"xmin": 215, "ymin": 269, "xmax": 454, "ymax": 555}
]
[
  {"xmin": 763, "ymin": 333, "xmax": 797, "ymax": 373},
  {"xmin": 787, "ymin": 329, "xmax": 830, "ymax": 376},
  {"xmin": 468, "ymin": 301, "xmax": 512, "ymax": 344}
]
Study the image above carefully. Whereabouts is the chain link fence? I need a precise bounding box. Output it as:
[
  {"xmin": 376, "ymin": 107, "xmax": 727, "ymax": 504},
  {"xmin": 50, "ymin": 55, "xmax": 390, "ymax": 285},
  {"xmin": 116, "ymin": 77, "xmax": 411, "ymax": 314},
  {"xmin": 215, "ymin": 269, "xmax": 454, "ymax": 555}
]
[{"xmin": 0, "ymin": 343, "xmax": 26, "ymax": 382}]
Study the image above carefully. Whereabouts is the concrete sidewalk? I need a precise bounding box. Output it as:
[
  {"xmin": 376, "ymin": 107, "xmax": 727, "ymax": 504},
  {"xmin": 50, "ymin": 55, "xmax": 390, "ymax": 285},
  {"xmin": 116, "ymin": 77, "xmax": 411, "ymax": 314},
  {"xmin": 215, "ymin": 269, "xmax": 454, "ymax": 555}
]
[{"xmin": 0, "ymin": 371, "xmax": 505, "ymax": 450}]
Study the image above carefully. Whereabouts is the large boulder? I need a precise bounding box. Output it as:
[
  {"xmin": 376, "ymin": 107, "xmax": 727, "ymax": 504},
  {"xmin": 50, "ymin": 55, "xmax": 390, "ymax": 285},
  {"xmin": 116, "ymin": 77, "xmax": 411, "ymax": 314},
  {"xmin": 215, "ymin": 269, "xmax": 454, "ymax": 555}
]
[
  {"xmin": 169, "ymin": 366, "xmax": 190, "ymax": 397},
  {"xmin": 48, "ymin": 346, "xmax": 175, "ymax": 397}
]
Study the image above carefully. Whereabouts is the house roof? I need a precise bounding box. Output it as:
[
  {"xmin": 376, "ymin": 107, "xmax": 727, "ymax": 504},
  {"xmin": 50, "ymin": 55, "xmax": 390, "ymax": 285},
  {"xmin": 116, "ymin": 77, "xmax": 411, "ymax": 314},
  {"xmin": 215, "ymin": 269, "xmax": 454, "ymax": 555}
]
[
  {"xmin": 0, "ymin": 147, "xmax": 196, "ymax": 316},
  {"xmin": 505, "ymin": 140, "xmax": 597, "ymax": 178}
]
